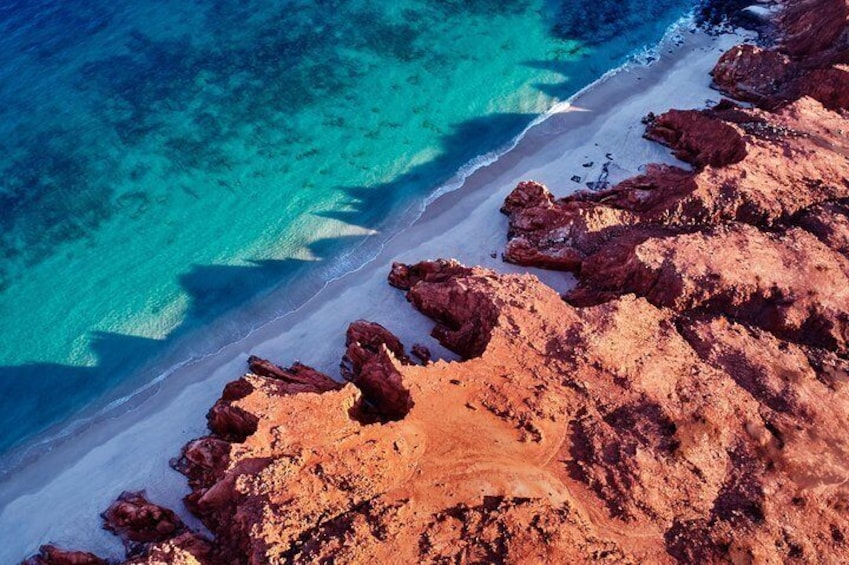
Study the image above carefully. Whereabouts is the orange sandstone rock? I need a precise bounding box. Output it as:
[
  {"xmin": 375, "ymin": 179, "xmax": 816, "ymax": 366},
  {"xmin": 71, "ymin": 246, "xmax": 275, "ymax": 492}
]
[
  {"xmin": 502, "ymin": 97, "xmax": 849, "ymax": 272},
  {"xmin": 22, "ymin": 546, "xmax": 107, "ymax": 565},
  {"xmin": 102, "ymin": 491, "xmax": 186, "ymax": 546}
]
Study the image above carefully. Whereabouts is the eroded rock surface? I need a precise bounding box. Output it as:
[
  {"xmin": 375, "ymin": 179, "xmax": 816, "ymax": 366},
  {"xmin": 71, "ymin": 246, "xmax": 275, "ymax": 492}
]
[
  {"xmin": 22, "ymin": 546, "xmax": 108, "ymax": 565},
  {"xmin": 711, "ymin": 0, "xmax": 849, "ymax": 111},
  {"xmin": 341, "ymin": 320, "xmax": 414, "ymax": 422},
  {"xmin": 102, "ymin": 491, "xmax": 186, "ymax": 546},
  {"xmin": 149, "ymin": 256, "xmax": 849, "ymax": 563}
]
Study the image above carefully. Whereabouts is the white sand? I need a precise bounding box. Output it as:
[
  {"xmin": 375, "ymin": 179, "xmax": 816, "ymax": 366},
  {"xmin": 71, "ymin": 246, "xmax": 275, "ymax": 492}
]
[{"xmin": 0, "ymin": 27, "xmax": 749, "ymax": 562}]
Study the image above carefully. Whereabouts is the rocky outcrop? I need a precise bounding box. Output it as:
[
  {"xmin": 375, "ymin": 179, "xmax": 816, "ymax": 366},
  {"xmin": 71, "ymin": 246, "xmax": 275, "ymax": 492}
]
[
  {"xmin": 341, "ymin": 320, "xmax": 414, "ymax": 421},
  {"xmin": 170, "ymin": 437, "xmax": 231, "ymax": 495},
  {"xmin": 573, "ymin": 223, "xmax": 849, "ymax": 351},
  {"xmin": 246, "ymin": 356, "xmax": 343, "ymax": 394},
  {"xmin": 643, "ymin": 108, "xmax": 748, "ymax": 168},
  {"xmin": 502, "ymin": 96, "xmax": 849, "ymax": 271},
  {"xmin": 122, "ymin": 533, "xmax": 215, "ymax": 565},
  {"xmin": 141, "ymin": 254, "xmax": 849, "ymax": 563},
  {"xmin": 102, "ymin": 492, "xmax": 186, "ymax": 546},
  {"xmin": 712, "ymin": 44, "xmax": 849, "ymax": 111},
  {"xmin": 411, "ymin": 343, "xmax": 431, "ymax": 364},
  {"xmin": 22, "ymin": 493, "xmax": 215, "ymax": 565},
  {"xmin": 711, "ymin": 44, "xmax": 793, "ymax": 108},
  {"xmin": 22, "ymin": 546, "xmax": 107, "ymax": 565},
  {"xmin": 204, "ymin": 360, "xmax": 342, "ymax": 443},
  {"xmin": 711, "ymin": 0, "xmax": 849, "ymax": 111},
  {"xmin": 795, "ymin": 200, "xmax": 849, "ymax": 257},
  {"xmin": 403, "ymin": 264, "xmax": 504, "ymax": 359},
  {"xmin": 795, "ymin": 65, "xmax": 849, "ymax": 110},
  {"xmin": 205, "ymin": 399, "xmax": 258, "ymax": 444},
  {"xmin": 387, "ymin": 258, "xmax": 474, "ymax": 290},
  {"xmin": 779, "ymin": 0, "xmax": 849, "ymax": 65},
  {"xmin": 342, "ymin": 320, "xmax": 412, "ymax": 370}
]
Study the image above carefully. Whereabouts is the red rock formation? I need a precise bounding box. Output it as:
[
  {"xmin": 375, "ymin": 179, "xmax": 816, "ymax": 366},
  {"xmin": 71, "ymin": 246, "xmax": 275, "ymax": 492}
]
[
  {"xmin": 22, "ymin": 493, "xmax": 216, "ymax": 565},
  {"xmin": 170, "ymin": 437, "xmax": 231, "ymax": 494},
  {"xmin": 711, "ymin": 44, "xmax": 792, "ymax": 108},
  {"xmin": 246, "ymin": 356, "xmax": 342, "ymax": 394},
  {"xmin": 711, "ymin": 0, "xmax": 849, "ymax": 111},
  {"xmin": 342, "ymin": 320, "xmax": 412, "ymax": 371},
  {"xmin": 204, "ymin": 360, "xmax": 342, "ymax": 444},
  {"xmin": 502, "ymin": 96, "xmax": 849, "ymax": 271},
  {"xmin": 153, "ymin": 256, "xmax": 847, "ymax": 563},
  {"xmin": 205, "ymin": 397, "xmax": 258, "ymax": 443},
  {"xmin": 122, "ymin": 533, "xmax": 216, "ymax": 565},
  {"xmin": 342, "ymin": 320, "xmax": 414, "ymax": 421},
  {"xmin": 22, "ymin": 546, "xmax": 107, "ymax": 565},
  {"xmin": 501, "ymin": 180, "xmax": 556, "ymax": 215},
  {"xmin": 795, "ymin": 200, "xmax": 849, "ymax": 257},
  {"xmin": 102, "ymin": 491, "xmax": 186, "ymax": 545},
  {"xmin": 644, "ymin": 109, "xmax": 748, "ymax": 168},
  {"xmin": 779, "ymin": 0, "xmax": 849, "ymax": 64},
  {"xmin": 793, "ymin": 65, "xmax": 849, "ymax": 110},
  {"xmin": 411, "ymin": 343, "xmax": 432, "ymax": 364},
  {"xmin": 572, "ymin": 223, "xmax": 849, "ymax": 351},
  {"xmin": 387, "ymin": 258, "xmax": 474, "ymax": 290},
  {"xmin": 401, "ymin": 263, "xmax": 502, "ymax": 359}
]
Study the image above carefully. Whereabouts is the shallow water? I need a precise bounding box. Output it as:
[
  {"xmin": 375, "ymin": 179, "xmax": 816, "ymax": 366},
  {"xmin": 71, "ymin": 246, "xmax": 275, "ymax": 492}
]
[{"xmin": 0, "ymin": 0, "xmax": 695, "ymax": 454}]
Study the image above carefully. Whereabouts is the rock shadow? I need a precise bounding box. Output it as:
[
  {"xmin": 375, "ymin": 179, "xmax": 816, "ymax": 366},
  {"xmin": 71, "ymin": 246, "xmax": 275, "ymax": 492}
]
[
  {"xmin": 317, "ymin": 112, "xmax": 535, "ymax": 231},
  {"xmin": 0, "ymin": 233, "xmax": 367, "ymax": 457}
]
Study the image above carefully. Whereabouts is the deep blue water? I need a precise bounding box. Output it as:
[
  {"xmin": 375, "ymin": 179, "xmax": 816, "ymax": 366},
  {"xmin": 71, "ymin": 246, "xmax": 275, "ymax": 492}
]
[{"xmin": 0, "ymin": 0, "xmax": 696, "ymax": 457}]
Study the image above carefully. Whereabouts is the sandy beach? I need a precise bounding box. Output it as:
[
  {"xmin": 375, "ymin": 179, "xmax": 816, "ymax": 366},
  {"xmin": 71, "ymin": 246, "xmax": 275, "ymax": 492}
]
[{"xmin": 0, "ymin": 24, "xmax": 750, "ymax": 562}]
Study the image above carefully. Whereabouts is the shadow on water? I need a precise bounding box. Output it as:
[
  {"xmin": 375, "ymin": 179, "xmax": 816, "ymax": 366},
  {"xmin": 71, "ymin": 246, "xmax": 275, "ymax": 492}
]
[
  {"xmin": 524, "ymin": 59, "xmax": 593, "ymax": 101},
  {"xmin": 317, "ymin": 113, "xmax": 535, "ymax": 231},
  {"xmin": 0, "ymin": 109, "xmax": 542, "ymax": 458},
  {"xmin": 0, "ymin": 254, "xmax": 331, "ymax": 456},
  {"xmin": 0, "ymin": 333, "xmax": 162, "ymax": 453}
]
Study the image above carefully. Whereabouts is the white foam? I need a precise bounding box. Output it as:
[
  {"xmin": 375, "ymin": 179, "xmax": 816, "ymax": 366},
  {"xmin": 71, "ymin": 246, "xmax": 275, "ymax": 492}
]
[{"xmin": 419, "ymin": 12, "xmax": 700, "ymax": 209}]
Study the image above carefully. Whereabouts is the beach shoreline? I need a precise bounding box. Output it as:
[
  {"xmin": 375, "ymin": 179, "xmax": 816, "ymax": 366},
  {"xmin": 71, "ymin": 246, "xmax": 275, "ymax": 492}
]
[{"xmin": 0, "ymin": 22, "xmax": 751, "ymax": 562}]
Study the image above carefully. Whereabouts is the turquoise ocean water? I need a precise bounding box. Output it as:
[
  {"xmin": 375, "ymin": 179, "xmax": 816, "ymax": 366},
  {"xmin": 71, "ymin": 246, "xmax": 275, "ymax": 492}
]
[{"xmin": 0, "ymin": 0, "xmax": 696, "ymax": 457}]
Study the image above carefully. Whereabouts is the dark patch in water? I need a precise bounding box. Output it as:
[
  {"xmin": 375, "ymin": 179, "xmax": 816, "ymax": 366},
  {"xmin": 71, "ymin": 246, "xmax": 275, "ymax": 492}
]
[
  {"xmin": 3, "ymin": 1, "xmax": 425, "ymax": 278},
  {"xmin": 0, "ymin": 333, "xmax": 161, "ymax": 458},
  {"xmin": 0, "ymin": 0, "xmax": 113, "ymax": 62},
  {"xmin": 695, "ymin": 0, "xmax": 770, "ymax": 32},
  {"xmin": 0, "ymin": 131, "xmax": 115, "ymax": 285},
  {"xmin": 545, "ymin": 0, "xmax": 689, "ymax": 45}
]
